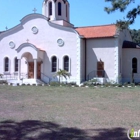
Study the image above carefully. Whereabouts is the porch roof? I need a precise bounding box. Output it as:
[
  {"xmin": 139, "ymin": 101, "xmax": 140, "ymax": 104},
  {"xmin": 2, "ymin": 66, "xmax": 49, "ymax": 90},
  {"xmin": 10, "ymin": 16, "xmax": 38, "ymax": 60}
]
[{"xmin": 122, "ymin": 41, "xmax": 140, "ymax": 49}]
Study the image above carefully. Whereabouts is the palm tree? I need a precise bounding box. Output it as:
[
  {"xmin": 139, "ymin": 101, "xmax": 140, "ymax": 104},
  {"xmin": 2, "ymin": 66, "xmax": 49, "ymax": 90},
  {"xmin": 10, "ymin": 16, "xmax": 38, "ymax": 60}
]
[{"xmin": 54, "ymin": 69, "xmax": 70, "ymax": 83}]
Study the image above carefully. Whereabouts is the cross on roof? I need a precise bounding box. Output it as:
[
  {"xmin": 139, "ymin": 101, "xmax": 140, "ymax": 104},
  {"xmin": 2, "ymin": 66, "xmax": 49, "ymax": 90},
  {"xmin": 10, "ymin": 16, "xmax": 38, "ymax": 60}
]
[{"xmin": 33, "ymin": 8, "xmax": 37, "ymax": 13}]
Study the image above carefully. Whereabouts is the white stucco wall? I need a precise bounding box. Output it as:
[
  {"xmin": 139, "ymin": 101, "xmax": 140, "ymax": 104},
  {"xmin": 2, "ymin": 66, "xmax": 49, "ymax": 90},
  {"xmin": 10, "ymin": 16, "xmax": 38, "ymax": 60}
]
[
  {"xmin": 118, "ymin": 29, "xmax": 132, "ymax": 76},
  {"xmin": 122, "ymin": 48, "xmax": 140, "ymax": 83},
  {"xmin": 0, "ymin": 14, "xmax": 79, "ymax": 83},
  {"xmin": 86, "ymin": 38, "xmax": 116, "ymax": 81}
]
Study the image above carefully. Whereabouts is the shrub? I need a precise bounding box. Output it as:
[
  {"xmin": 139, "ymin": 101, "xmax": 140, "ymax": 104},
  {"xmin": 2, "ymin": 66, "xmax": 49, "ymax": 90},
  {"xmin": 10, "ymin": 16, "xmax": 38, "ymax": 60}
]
[
  {"xmin": 123, "ymin": 82, "xmax": 128, "ymax": 87},
  {"xmin": 50, "ymin": 81, "xmax": 60, "ymax": 86},
  {"xmin": 104, "ymin": 82, "xmax": 111, "ymax": 87},
  {"xmin": 118, "ymin": 84, "xmax": 122, "ymax": 87},
  {"xmin": 90, "ymin": 79, "xmax": 98, "ymax": 82},
  {"xmin": 129, "ymin": 83, "xmax": 135, "ymax": 87},
  {"xmin": 69, "ymin": 82, "xmax": 77, "ymax": 86},
  {"xmin": 0, "ymin": 80, "xmax": 7, "ymax": 84},
  {"xmin": 32, "ymin": 84, "xmax": 36, "ymax": 86}
]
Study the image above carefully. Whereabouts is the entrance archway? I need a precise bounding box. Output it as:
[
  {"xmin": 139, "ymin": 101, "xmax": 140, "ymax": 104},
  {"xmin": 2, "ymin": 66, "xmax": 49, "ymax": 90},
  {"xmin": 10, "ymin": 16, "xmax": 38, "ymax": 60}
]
[{"xmin": 21, "ymin": 52, "xmax": 41, "ymax": 79}]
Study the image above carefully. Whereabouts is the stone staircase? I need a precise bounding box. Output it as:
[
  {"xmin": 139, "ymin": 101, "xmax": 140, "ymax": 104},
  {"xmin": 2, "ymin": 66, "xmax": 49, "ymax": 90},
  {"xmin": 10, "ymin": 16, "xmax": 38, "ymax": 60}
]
[{"xmin": 7, "ymin": 78, "xmax": 46, "ymax": 85}]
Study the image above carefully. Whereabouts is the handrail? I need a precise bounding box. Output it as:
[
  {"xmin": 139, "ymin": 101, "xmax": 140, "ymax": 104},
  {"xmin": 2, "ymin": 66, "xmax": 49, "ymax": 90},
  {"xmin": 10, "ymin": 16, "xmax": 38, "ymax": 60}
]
[
  {"xmin": 1, "ymin": 72, "xmax": 51, "ymax": 84},
  {"xmin": 41, "ymin": 73, "xmax": 50, "ymax": 84},
  {"xmin": 1, "ymin": 73, "xmax": 27, "ymax": 81},
  {"xmin": 87, "ymin": 70, "xmax": 106, "ymax": 81}
]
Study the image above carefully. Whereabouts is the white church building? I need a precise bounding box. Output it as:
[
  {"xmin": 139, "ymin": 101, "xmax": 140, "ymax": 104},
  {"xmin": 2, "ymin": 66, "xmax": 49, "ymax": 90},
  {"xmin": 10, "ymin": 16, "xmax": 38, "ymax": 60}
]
[{"xmin": 0, "ymin": 0, "xmax": 139, "ymax": 85}]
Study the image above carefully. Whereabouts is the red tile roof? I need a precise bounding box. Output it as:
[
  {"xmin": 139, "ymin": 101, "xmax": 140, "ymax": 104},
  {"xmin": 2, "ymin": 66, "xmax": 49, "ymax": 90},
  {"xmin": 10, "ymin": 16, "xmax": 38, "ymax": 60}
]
[{"xmin": 75, "ymin": 24, "xmax": 117, "ymax": 38}]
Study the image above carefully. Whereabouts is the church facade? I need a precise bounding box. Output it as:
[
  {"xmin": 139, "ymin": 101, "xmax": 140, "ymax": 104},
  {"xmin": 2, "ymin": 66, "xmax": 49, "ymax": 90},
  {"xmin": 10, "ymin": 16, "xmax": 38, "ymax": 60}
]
[{"xmin": 0, "ymin": 0, "xmax": 139, "ymax": 85}]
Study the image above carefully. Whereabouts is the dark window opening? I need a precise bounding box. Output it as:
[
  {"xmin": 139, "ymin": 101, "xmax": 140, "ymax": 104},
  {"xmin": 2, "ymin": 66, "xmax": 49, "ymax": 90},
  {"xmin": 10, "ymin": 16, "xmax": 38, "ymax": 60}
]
[
  {"xmin": 58, "ymin": 2, "xmax": 61, "ymax": 16},
  {"xmin": 49, "ymin": 2, "xmax": 52, "ymax": 16},
  {"xmin": 132, "ymin": 58, "xmax": 137, "ymax": 73},
  {"xmin": 52, "ymin": 56, "xmax": 57, "ymax": 72},
  {"xmin": 5, "ymin": 57, "xmax": 9, "ymax": 72},
  {"xmin": 64, "ymin": 56, "xmax": 69, "ymax": 71},
  {"xmin": 15, "ymin": 57, "xmax": 18, "ymax": 72}
]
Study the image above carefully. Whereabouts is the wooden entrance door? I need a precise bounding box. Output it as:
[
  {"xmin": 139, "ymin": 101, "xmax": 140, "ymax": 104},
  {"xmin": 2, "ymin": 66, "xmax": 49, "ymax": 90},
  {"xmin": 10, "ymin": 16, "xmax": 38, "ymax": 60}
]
[
  {"xmin": 28, "ymin": 62, "xmax": 41, "ymax": 79},
  {"xmin": 97, "ymin": 61, "xmax": 104, "ymax": 77},
  {"xmin": 37, "ymin": 62, "xmax": 41, "ymax": 79},
  {"xmin": 28, "ymin": 62, "xmax": 34, "ymax": 78}
]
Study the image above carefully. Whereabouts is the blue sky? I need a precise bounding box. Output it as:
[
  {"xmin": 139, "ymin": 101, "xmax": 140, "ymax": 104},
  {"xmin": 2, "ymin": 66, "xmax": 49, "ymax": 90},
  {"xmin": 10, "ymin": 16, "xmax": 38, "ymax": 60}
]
[{"xmin": 0, "ymin": 0, "xmax": 140, "ymax": 31}]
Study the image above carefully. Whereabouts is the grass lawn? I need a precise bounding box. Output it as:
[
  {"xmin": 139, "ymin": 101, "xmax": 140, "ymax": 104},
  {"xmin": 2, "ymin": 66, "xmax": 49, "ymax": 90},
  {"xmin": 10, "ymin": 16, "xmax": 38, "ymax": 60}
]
[{"xmin": 0, "ymin": 85, "xmax": 140, "ymax": 140}]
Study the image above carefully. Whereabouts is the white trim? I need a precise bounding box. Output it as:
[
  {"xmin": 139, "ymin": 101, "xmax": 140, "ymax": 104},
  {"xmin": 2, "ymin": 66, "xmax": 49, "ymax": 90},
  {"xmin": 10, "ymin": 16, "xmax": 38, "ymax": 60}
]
[
  {"xmin": 57, "ymin": 38, "xmax": 64, "ymax": 46},
  {"xmin": 31, "ymin": 26, "xmax": 38, "ymax": 34},
  {"xmin": 9, "ymin": 40, "xmax": 16, "ymax": 49},
  {"xmin": 114, "ymin": 38, "xmax": 119, "ymax": 83},
  {"xmin": 76, "ymin": 36, "xmax": 81, "ymax": 85}
]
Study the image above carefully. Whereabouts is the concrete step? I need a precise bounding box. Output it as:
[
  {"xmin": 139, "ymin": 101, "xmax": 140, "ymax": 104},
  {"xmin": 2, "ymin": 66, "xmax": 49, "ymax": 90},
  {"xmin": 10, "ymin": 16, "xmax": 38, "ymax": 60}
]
[{"xmin": 7, "ymin": 79, "xmax": 46, "ymax": 85}]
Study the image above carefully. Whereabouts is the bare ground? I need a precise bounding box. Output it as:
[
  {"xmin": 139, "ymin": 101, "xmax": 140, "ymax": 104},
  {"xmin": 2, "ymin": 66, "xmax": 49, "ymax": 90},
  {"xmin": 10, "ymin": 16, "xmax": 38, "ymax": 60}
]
[{"xmin": 0, "ymin": 85, "xmax": 140, "ymax": 140}]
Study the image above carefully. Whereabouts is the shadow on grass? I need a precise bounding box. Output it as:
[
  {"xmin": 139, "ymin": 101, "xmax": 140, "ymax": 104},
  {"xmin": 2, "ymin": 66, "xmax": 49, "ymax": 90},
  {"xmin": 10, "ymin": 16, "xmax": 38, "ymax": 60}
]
[{"xmin": 0, "ymin": 120, "xmax": 129, "ymax": 140}]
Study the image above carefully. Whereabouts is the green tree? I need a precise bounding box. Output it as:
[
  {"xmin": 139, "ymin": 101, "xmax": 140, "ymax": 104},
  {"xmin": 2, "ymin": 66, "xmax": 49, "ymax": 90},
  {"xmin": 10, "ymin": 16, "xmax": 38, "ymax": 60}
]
[
  {"xmin": 105, "ymin": 0, "xmax": 140, "ymax": 29},
  {"xmin": 54, "ymin": 69, "xmax": 70, "ymax": 83},
  {"xmin": 129, "ymin": 29, "xmax": 140, "ymax": 43}
]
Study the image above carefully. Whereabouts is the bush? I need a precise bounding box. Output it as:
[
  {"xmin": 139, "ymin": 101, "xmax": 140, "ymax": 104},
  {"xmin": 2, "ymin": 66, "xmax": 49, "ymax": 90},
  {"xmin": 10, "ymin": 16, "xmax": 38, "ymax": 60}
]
[
  {"xmin": 118, "ymin": 84, "xmax": 122, "ymax": 87},
  {"xmin": 104, "ymin": 82, "xmax": 111, "ymax": 87},
  {"xmin": 69, "ymin": 82, "xmax": 77, "ymax": 86},
  {"xmin": 123, "ymin": 82, "xmax": 128, "ymax": 87},
  {"xmin": 50, "ymin": 82, "xmax": 60, "ymax": 86},
  {"xmin": 0, "ymin": 80, "xmax": 7, "ymax": 84},
  {"xmin": 129, "ymin": 83, "xmax": 135, "ymax": 87},
  {"xmin": 61, "ymin": 82, "xmax": 78, "ymax": 87}
]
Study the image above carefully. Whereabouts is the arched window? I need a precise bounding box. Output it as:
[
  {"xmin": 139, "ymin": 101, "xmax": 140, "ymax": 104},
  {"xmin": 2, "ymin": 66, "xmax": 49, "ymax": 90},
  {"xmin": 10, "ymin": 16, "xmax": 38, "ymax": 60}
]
[
  {"xmin": 49, "ymin": 2, "xmax": 52, "ymax": 16},
  {"xmin": 52, "ymin": 56, "xmax": 57, "ymax": 72},
  {"xmin": 132, "ymin": 58, "xmax": 137, "ymax": 73},
  {"xmin": 58, "ymin": 2, "xmax": 61, "ymax": 16},
  {"xmin": 15, "ymin": 57, "xmax": 18, "ymax": 72},
  {"xmin": 64, "ymin": 56, "xmax": 69, "ymax": 71},
  {"xmin": 4, "ymin": 57, "xmax": 9, "ymax": 72}
]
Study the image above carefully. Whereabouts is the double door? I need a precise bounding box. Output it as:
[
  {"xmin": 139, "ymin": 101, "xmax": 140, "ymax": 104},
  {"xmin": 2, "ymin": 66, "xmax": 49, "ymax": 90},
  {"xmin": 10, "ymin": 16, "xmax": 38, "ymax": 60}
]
[{"xmin": 28, "ymin": 62, "xmax": 41, "ymax": 79}]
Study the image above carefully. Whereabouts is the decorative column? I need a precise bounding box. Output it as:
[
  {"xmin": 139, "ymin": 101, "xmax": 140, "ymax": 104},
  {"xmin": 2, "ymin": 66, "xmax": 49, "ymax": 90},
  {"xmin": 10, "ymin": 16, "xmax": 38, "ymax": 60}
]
[
  {"xmin": 34, "ymin": 59, "xmax": 37, "ymax": 79},
  {"xmin": 52, "ymin": 1, "xmax": 56, "ymax": 20},
  {"xmin": 76, "ymin": 36, "xmax": 81, "ymax": 86},
  {"xmin": 114, "ymin": 37, "xmax": 119, "ymax": 83},
  {"xmin": 18, "ymin": 59, "xmax": 21, "ymax": 80}
]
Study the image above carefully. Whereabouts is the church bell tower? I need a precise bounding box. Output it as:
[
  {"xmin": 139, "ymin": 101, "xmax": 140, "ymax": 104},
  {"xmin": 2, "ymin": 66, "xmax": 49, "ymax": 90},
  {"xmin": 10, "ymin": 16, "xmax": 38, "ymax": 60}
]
[{"xmin": 42, "ymin": 0, "xmax": 72, "ymax": 27}]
